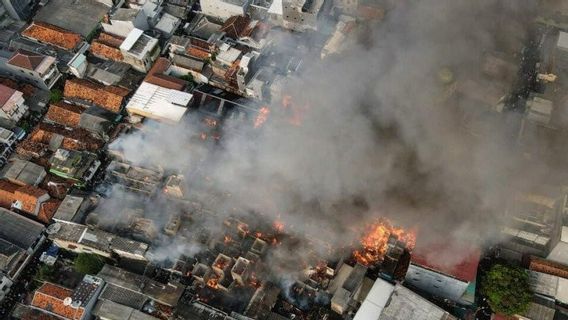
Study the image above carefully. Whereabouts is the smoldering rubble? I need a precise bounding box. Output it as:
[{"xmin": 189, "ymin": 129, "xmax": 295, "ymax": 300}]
[{"xmin": 107, "ymin": 0, "xmax": 557, "ymax": 269}]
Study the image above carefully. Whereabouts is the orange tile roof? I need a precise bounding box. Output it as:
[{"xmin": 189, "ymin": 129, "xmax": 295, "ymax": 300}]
[
  {"xmin": 187, "ymin": 47, "xmax": 210, "ymax": 60},
  {"xmin": 21, "ymin": 21, "xmax": 82, "ymax": 51},
  {"xmin": 90, "ymin": 41, "xmax": 123, "ymax": 61},
  {"xmin": 64, "ymin": 79, "xmax": 129, "ymax": 113},
  {"xmin": 35, "ymin": 283, "xmax": 73, "ymax": 300},
  {"xmin": 45, "ymin": 102, "xmax": 86, "ymax": 128},
  {"xmin": 32, "ymin": 283, "xmax": 85, "ymax": 320},
  {"xmin": 38, "ymin": 199, "xmax": 61, "ymax": 224},
  {"xmin": 14, "ymin": 185, "xmax": 49, "ymax": 214},
  {"xmin": 0, "ymin": 179, "xmax": 18, "ymax": 208},
  {"xmin": 16, "ymin": 185, "xmax": 48, "ymax": 198}
]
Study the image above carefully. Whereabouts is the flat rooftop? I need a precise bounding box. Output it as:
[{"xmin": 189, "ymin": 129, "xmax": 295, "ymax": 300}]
[{"xmin": 34, "ymin": 0, "xmax": 111, "ymax": 37}]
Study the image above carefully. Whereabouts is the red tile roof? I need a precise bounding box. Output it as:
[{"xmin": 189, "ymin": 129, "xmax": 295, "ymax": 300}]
[
  {"xmin": 144, "ymin": 57, "xmax": 186, "ymax": 90},
  {"xmin": 411, "ymin": 242, "xmax": 480, "ymax": 282},
  {"xmin": 529, "ymin": 256, "xmax": 568, "ymax": 279},
  {"xmin": 21, "ymin": 21, "xmax": 82, "ymax": 51},
  {"xmin": 221, "ymin": 15, "xmax": 251, "ymax": 39},
  {"xmin": 0, "ymin": 83, "xmax": 17, "ymax": 106},
  {"xmin": 7, "ymin": 49, "xmax": 47, "ymax": 71},
  {"xmin": 32, "ymin": 282, "xmax": 85, "ymax": 320}
]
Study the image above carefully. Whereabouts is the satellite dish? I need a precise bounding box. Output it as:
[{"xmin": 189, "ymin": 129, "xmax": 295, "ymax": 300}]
[
  {"xmin": 46, "ymin": 223, "xmax": 61, "ymax": 235},
  {"xmin": 63, "ymin": 297, "xmax": 72, "ymax": 306},
  {"xmin": 71, "ymin": 300, "xmax": 81, "ymax": 308}
]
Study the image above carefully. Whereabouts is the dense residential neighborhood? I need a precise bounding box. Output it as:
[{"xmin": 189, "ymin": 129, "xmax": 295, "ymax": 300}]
[{"xmin": 0, "ymin": 0, "xmax": 565, "ymax": 320}]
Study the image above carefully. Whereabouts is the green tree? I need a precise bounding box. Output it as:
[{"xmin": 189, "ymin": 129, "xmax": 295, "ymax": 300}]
[
  {"xmin": 49, "ymin": 89, "xmax": 63, "ymax": 103},
  {"xmin": 73, "ymin": 253, "xmax": 105, "ymax": 275},
  {"xmin": 36, "ymin": 264, "xmax": 56, "ymax": 282},
  {"xmin": 482, "ymin": 264, "xmax": 532, "ymax": 316},
  {"xmin": 179, "ymin": 73, "xmax": 194, "ymax": 82}
]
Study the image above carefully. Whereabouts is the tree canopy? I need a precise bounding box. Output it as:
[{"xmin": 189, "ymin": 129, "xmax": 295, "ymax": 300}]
[
  {"xmin": 481, "ymin": 264, "xmax": 532, "ymax": 316},
  {"xmin": 73, "ymin": 253, "xmax": 105, "ymax": 275}
]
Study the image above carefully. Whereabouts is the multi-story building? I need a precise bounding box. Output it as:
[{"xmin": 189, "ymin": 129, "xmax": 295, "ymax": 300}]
[
  {"xmin": 119, "ymin": 28, "xmax": 160, "ymax": 72},
  {"xmin": 0, "ymin": 84, "xmax": 28, "ymax": 125},
  {"xmin": 201, "ymin": 0, "xmax": 253, "ymax": 21},
  {"xmin": 6, "ymin": 49, "xmax": 62, "ymax": 90},
  {"xmin": 268, "ymin": 0, "xmax": 324, "ymax": 31}
]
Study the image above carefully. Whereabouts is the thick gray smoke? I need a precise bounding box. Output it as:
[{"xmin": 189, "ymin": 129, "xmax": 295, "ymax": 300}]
[{"xmin": 107, "ymin": 0, "xmax": 558, "ymax": 267}]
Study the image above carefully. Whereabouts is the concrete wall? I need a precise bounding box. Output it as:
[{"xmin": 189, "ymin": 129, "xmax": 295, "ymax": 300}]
[{"xmin": 201, "ymin": 0, "xmax": 250, "ymax": 21}]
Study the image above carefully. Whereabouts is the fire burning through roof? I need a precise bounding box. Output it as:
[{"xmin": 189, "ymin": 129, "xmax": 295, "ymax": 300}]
[
  {"xmin": 352, "ymin": 219, "xmax": 416, "ymax": 267},
  {"xmin": 254, "ymin": 107, "xmax": 270, "ymax": 128}
]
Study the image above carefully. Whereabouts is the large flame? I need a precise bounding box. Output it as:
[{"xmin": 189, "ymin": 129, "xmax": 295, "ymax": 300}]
[
  {"xmin": 207, "ymin": 277, "xmax": 219, "ymax": 289},
  {"xmin": 254, "ymin": 107, "xmax": 270, "ymax": 128},
  {"xmin": 353, "ymin": 219, "xmax": 416, "ymax": 266}
]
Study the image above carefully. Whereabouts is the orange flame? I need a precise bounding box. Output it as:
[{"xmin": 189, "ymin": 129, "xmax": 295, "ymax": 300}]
[
  {"xmin": 207, "ymin": 277, "xmax": 219, "ymax": 289},
  {"xmin": 353, "ymin": 220, "xmax": 416, "ymax": 266},
  {"xmin": 281, "ymin": 95, "xmax": 305, "ymax": 126},
  {"xmin": 273, "ymin": 220, "xmax": 284, "ymax": 233},
  {"xmin": 254, "ymin": 107, "xmax": 270, "ymax": 128}
]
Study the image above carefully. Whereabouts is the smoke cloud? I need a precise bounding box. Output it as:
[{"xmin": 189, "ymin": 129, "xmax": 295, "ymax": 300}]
[{"xmin": 106, "ymin": 0, "xmax": 560, "ymax": 268}]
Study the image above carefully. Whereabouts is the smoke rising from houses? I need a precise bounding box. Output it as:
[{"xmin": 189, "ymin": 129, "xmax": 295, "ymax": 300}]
[{"xmin": 108, "ymin": 0, "xmax": 557, "ymax": 268}]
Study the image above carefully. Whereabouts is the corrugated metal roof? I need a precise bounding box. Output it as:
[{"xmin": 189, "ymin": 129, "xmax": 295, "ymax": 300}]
[
  {"xmin": 126, "ymin": 81, "xmax": 191, "ymax": 122},
  {"xmin": 0, "ymin": 207, "xmax": 44, "ymax": 249}
]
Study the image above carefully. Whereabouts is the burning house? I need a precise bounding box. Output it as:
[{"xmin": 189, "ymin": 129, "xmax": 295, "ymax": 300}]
[
  {"xmin": 330, "ymin": 263, "xmax": 367, "ymax": 315},
  {"xmin": 163, "ymin": 174, "xmax": 185, "ymax": 199},
  {"xmin": 107, "ymin": 160, "xmax": 164, "ymax": 195}
]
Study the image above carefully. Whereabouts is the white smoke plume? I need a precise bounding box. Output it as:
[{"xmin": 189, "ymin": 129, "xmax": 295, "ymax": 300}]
[{"xmin": 105, "ymin": 0, "xmax": 563, "ymax": 268}]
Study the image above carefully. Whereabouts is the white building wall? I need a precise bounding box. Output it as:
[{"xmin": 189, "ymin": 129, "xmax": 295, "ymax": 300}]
[
  {"xmin": 405, "ymin": 264, "xmax": 469, "ymax": 301},
  {"xmin": 102, "ymin": 20, "xmax": 136, "ymax": 38},
  {"xmin": 0, "ymin": 275, "xmax": 13, "ymax": 302},
  {"xmin": 201, "ymin": 0, "xmax": 251, "ymax": 21}
]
